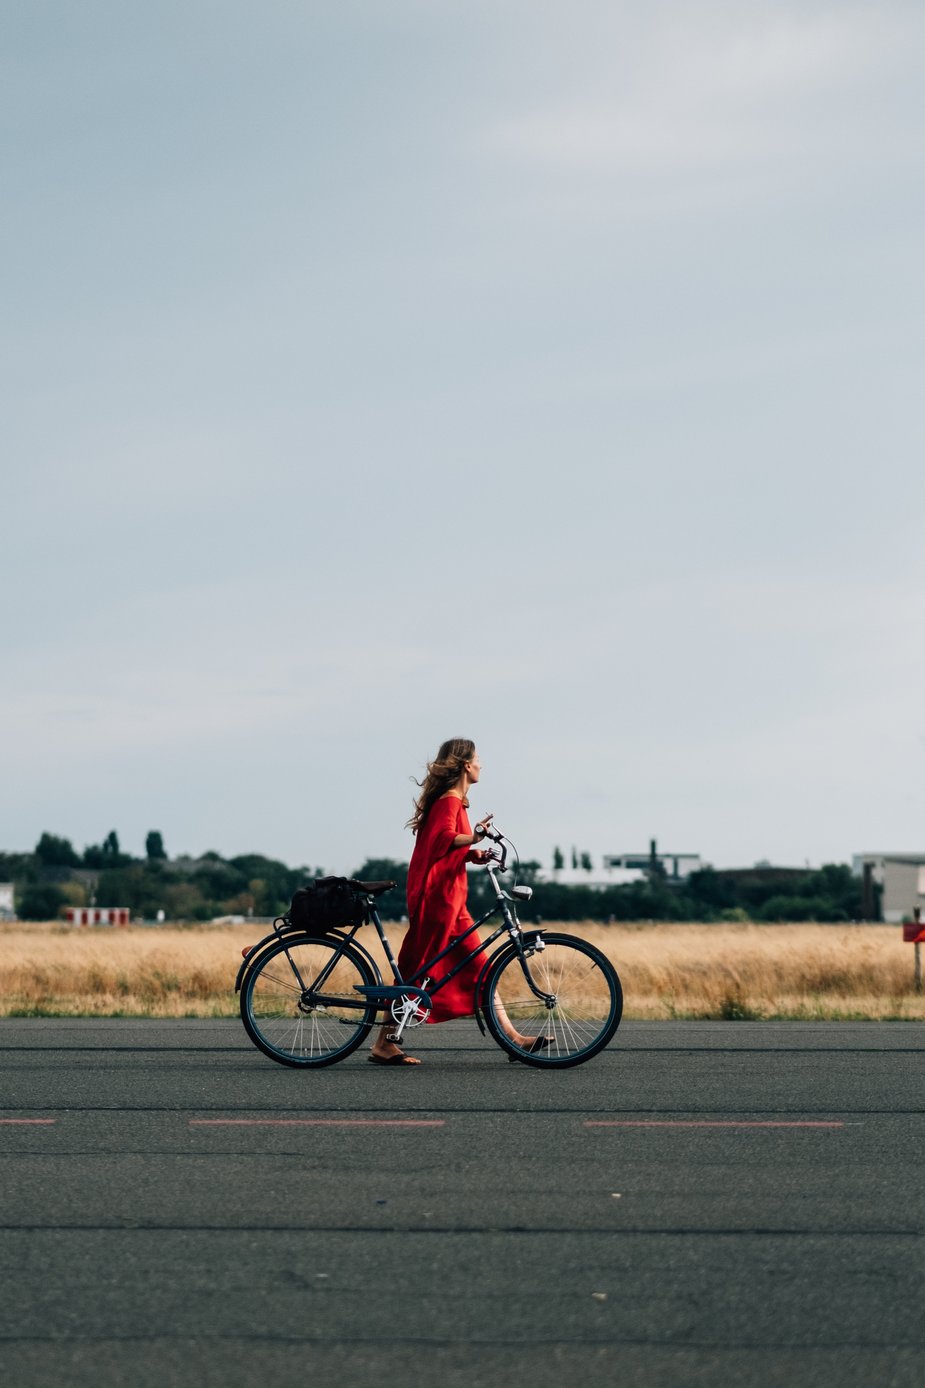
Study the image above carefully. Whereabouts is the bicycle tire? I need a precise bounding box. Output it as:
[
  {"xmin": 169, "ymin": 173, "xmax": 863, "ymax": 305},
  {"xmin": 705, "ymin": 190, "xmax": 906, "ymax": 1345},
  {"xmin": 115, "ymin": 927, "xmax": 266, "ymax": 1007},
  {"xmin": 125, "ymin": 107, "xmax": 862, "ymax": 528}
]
[
  {"xmin": 240, "ymin": 933, "xmax": 378, "ymax": 1067},
  {"xmin": 481, "ymin": 932, "xmax": 622, "ymax": 1067}
]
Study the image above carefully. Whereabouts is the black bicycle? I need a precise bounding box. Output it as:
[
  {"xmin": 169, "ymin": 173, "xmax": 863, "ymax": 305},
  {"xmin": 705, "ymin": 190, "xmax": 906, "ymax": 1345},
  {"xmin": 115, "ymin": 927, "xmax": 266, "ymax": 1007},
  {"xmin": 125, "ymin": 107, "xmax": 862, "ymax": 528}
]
[{"xmin": 236, "ymin": 825, "xmax": 623, "ymax": 1069}]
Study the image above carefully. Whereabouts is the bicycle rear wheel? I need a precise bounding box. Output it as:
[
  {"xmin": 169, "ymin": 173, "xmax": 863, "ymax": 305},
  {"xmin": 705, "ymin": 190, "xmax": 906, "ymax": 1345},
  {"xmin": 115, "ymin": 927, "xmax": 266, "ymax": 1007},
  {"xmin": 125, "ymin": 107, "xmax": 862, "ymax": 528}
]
[
  {"xmin": 482, "ymin": 933, "xmax": 622, "ymax": 1067},
  {"xmin": 240, "ymin": 933, "xmax": 377, "ymax": 1067}
]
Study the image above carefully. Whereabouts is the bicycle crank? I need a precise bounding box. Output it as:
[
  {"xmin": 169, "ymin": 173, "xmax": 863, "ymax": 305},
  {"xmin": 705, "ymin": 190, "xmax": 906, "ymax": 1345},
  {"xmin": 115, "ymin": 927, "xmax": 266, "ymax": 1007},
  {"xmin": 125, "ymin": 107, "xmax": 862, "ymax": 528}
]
[{"xmin": 390, "ymin": 993, "xmax": 431, "ymax": 1030}]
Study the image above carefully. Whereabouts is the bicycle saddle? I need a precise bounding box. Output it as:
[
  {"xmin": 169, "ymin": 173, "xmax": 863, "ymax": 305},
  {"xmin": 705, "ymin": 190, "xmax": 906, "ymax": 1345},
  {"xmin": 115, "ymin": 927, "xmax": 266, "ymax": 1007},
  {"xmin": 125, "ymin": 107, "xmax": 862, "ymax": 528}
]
[{"xmin": 349, "ymin": 879, "xmax": 397, "ymax": 896}]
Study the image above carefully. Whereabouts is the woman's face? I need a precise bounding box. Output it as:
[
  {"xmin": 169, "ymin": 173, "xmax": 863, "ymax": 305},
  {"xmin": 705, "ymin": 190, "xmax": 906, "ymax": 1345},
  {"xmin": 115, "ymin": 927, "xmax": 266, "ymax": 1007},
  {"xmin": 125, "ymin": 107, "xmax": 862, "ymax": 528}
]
[{"xmin": 465, "ymin": 750, "xmax": 482, "ymax": 783}]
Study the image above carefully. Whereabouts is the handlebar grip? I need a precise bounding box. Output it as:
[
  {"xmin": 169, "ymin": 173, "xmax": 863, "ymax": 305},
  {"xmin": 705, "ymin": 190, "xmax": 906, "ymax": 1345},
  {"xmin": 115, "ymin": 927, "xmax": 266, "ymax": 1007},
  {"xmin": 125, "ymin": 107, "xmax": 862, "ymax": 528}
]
[{"xmin": 477, "ymin": 824, "xmax": 507, "ymax": 871}]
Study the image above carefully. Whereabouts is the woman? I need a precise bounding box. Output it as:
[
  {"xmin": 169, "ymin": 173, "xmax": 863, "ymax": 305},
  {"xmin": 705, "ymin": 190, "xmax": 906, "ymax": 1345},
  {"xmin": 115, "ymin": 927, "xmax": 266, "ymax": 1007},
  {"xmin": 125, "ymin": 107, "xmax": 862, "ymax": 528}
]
[{"xmin": 369, "ymin": 738, "xmax": 535, "ymax": 1066}]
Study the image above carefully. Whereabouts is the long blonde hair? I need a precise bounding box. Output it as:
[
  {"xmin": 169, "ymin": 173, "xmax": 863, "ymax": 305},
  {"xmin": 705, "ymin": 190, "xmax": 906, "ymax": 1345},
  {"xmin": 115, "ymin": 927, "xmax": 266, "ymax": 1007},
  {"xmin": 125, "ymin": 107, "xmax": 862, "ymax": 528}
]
[{"xmin": 407, "ymin": 738, "xmax": 475, "ymax": 834}]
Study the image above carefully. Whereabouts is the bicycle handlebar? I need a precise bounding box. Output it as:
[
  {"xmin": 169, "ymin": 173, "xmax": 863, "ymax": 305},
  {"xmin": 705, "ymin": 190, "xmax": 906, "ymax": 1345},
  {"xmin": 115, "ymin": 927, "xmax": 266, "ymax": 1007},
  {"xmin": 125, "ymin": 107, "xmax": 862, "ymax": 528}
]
[{"xmin": 480, "ymin": 824, "xmax": 509, "ymax": 872}]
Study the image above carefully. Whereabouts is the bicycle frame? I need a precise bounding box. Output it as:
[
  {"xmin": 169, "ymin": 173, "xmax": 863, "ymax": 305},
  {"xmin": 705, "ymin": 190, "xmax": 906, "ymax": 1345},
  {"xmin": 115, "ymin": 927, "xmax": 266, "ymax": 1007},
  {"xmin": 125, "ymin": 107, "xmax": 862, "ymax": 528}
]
[
  {"xmin": 235, "ymin": 862, "xmax": 552, "ymax": 1032},
  {"xmin": 238, "ymin": 832, "xmax": 624, "ymax": 1069}
]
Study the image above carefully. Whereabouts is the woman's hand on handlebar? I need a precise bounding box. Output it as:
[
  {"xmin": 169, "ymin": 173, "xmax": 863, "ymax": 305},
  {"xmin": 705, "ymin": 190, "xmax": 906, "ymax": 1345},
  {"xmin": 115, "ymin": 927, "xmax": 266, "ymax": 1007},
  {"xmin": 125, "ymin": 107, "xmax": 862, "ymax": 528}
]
[
  {"xmin": 466, "ymin": 848, "xmax": 496, "ymax": 865},
  {"xmin": 468, "ymin": 817, "xmax": 505, "ymax": 869}
]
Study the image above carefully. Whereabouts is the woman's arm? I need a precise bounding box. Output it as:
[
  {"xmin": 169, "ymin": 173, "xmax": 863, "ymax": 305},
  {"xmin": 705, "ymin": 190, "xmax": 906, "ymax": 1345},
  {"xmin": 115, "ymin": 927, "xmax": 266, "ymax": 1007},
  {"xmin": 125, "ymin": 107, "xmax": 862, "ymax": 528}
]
[
  {"xmin": 451, "ymin": 814, "xmax": 493, "ymax": 850},
  {"xmin": 425, "ymin": 797, "xmax": 470, "ymax": 859},
  {"xmin": 427, "ymin": 800, "xmax": 493, "ymax": 856}
]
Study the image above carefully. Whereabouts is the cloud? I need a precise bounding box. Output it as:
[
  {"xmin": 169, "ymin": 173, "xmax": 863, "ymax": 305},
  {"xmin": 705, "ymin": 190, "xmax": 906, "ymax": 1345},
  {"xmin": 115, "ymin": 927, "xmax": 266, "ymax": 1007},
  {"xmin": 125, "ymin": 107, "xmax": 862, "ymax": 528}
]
[{"xmin": 484, "ymin": 4, "xmax": 916, "ymax": 183}]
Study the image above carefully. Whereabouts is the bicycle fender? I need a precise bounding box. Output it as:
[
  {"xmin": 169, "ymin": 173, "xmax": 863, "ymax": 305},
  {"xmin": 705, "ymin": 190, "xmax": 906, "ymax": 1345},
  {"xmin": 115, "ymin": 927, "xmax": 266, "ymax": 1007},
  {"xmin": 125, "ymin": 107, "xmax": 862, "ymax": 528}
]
[
  {"xmin": 234, "ymin": 928, "xmax": 381, "ymax": 993},
  {"xmin": 473, "ymin": 954, "xmax": 492, "ymax": 1035},
  {"xmin": 234, "ymin": 931, "xmax": 286, "ymax": 992}
]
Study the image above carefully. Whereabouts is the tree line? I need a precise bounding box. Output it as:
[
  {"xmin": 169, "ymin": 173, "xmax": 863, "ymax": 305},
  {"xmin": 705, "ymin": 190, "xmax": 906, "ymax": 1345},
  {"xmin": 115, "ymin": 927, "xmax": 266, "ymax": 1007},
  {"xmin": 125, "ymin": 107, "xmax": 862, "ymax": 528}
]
[
  {"xmin": 1, "ymin": 831, "xmax": 870, "ymax": 923},
  {"xmin": 1, "ymin": 832, "xmax": 323, "ymax": 923}
]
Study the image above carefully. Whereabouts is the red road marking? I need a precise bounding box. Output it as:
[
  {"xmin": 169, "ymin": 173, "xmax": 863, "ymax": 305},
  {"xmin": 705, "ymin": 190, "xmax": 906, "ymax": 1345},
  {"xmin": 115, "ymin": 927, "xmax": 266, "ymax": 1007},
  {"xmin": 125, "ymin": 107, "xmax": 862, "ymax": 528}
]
[
  {"xmin": 0, "ymin": 1119, "xmax": 55, "ymax": 1125},
  {"xmin": 584, "ymin": 1120, "xmax": 844, "ymax": 1129},
  {"xmin": 189, "ymin": 1119, "xmax": 444, "ymax": 1127}
]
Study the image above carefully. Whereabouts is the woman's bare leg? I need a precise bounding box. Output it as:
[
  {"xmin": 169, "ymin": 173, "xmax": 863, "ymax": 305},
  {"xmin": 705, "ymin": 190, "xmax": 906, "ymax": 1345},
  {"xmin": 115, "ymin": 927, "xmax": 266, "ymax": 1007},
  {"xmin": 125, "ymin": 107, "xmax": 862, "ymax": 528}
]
[
  {"xmin": 369, "ymin": 997, "xmax": 542, "ymax": 1060},
  {"xmin": 492, "ymin": 995, "xmax": 537, "ymax": 1048}
]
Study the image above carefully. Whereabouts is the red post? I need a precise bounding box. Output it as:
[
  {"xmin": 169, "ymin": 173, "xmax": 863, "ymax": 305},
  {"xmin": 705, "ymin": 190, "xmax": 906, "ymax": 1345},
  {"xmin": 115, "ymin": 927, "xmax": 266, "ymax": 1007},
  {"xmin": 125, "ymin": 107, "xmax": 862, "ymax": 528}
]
[
  {"xmin": 903, "ymin": 908, "xmax": 923, "ymax": 994},
  {"xmin": 902, "ymin": 907, "xmax": 925, "ymax": 944}
]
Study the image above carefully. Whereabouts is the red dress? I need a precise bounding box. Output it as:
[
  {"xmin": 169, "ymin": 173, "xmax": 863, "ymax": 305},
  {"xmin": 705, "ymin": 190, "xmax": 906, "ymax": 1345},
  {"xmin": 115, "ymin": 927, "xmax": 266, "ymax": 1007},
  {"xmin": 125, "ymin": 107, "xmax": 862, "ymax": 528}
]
[{"xmin": 397, "ymin": 794, "xmax": 489, "ymax": 1022}]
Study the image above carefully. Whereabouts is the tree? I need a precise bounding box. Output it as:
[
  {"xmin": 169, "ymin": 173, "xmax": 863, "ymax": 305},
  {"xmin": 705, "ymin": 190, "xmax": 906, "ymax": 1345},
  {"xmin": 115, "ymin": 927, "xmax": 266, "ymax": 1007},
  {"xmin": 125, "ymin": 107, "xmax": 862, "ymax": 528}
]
[
  {"xmin": 59, "ymin": 881, "xmax": 88, "ymax": 908},
  {"xmin": 580, "ymin": 851, "xmax": 593, "ymax": 872},
  {"xmin": 84, "ymin": 832, "xmax": 131, "ymax": 869},
  {"xmin": 0, "ymin": 851, "xmax": 33, "ymax": 879},
  {"xmin": 229, "ymin": 854, "xmax": 304, "ymax": 914},
  {"xmin": 163, "ymin": 881, "xmax": 210, "ymax": 921},
  {"xmin": 145, "ymin": 831, "xmax": 167, "ymax": 861},
  {"xmin": 514, "ymin": 859, "xmax": 542, "ymax": 885},
  {"xmin": 571, "ymin": 846, "xmax": 578, "ymax": 869},
  {"xmin": 350, "ymin": 859, "xmax": 409, "ymax": 915},
  {"xmin": 755, "ymin": 894, "xmax": 849, "ymax": 923},
  {"xmin": 192, "ymin": 858, "xmax": 248, "ymax": 900},
  {"xmin": 552, "ymin": 846, "xmax": 564, "ymax": 872},
  {"xmin": 96, "ymin": 866, "xmax": 147, "ymax": 911},
  {"xmin": 34, "ymin": 833, "xmax": 81, "ymax": 869},
  {"xmin": 17, "ymin": 884, "xmax": 65, "ymax": 920}
]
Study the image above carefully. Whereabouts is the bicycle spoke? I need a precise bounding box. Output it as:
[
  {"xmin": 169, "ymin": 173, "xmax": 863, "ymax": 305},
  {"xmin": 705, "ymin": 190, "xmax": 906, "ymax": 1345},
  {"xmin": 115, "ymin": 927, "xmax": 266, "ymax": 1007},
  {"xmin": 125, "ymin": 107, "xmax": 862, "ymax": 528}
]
[
  {"xmin": 241, "ymin": 935, "xmax": 376, "ymax": 1067},
  {"xmin": 252, "ymin": 964, "xmax": 303, "ymax": 996},
  {"xmin": 484, "ymin": 936, "xmax": 622, "ymax": 1066}
]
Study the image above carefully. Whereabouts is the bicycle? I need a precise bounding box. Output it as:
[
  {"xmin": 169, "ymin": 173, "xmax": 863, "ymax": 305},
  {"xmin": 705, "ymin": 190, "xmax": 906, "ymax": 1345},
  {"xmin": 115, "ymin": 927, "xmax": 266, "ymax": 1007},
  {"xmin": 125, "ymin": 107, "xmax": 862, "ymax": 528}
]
[{"xmin": 236, "ymin": 825, "xmax": 623, "ymax": 1069}]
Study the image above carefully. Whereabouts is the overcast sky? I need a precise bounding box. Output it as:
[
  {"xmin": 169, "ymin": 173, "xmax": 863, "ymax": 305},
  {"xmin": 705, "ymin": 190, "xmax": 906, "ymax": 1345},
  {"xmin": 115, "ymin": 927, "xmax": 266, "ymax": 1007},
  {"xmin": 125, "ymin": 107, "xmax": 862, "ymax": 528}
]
[{"xmin": 4, "ymin": 0, "xmax": 924, "ymax": 875}]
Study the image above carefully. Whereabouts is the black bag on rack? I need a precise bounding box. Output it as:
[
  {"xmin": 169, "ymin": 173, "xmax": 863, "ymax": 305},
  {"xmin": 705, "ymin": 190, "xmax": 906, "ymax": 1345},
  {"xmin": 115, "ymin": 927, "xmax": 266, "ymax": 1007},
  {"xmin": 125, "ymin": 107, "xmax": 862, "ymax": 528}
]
[{"xmin": 285, "ymin": 877, "xmax": 367, "ymax": 932}]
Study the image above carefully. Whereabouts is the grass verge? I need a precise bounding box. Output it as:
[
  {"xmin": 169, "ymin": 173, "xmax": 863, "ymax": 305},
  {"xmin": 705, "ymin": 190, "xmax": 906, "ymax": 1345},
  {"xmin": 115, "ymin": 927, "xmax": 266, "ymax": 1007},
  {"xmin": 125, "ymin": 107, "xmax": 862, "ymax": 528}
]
[{"xmin": 0, "ymin": 921, "xmax": 922, "ymax": 1021}]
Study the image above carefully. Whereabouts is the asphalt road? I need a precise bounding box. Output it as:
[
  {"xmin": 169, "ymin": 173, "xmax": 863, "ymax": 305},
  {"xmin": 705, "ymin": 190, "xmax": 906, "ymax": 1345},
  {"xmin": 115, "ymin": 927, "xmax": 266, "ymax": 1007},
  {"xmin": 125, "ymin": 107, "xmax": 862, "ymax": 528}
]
[{"xmin": 0, "ymin": 1018, "xmax": 923, "ymax": 1387}]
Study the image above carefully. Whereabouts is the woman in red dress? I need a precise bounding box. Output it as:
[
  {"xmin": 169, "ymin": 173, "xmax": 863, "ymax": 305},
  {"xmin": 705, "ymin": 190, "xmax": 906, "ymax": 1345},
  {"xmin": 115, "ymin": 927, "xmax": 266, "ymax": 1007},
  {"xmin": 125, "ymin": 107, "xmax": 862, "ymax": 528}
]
[{"xmin": 370, "ymin": 738, "xmax": 532, "ymax": 1066}]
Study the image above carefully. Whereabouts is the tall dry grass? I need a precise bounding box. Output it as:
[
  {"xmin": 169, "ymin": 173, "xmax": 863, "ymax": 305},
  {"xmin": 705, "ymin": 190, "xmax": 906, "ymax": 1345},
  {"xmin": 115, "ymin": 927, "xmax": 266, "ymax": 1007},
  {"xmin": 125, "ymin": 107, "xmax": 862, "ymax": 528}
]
[
  {"xmin": 576, "ymin": 922, "xmax": 924, "ymax": 1020},
  {"xmin": 0, "ymin": 921, "xmax": 921, "ymax": 1020}
]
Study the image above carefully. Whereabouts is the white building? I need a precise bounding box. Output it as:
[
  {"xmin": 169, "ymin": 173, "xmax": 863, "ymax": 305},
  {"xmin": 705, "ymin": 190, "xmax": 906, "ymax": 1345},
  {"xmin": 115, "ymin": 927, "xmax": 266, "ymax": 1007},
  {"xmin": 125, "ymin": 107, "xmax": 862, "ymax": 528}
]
[
  {"xmin": 0, "ymin": 884, "xmax": 14, "ymax": 920},
  {"xmin": 603, "ymin": 851, "xmax": 703, "ymax": 881},
  {"xmin": 536, "ymin": 864, "xmax": 646, "ymax": 891},
  {"xmin": 853, "ymin": 853, "xmax": 925, "ymax": 923}
]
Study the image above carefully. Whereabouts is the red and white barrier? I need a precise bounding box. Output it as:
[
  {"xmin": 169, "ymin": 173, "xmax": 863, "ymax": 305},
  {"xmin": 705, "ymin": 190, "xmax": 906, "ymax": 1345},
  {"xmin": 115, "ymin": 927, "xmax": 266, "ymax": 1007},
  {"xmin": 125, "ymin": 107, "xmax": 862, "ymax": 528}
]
[{"xmin": 65, "ymin": 907, "xmax": 130, "ymax": 927}]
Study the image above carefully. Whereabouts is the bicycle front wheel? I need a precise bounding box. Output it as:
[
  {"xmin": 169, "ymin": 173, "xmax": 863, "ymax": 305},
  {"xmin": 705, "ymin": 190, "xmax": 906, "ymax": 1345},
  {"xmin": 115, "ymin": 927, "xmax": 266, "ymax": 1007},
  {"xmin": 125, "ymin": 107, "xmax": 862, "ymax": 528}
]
[
  {"xmin": 482, "ymin": 933, "xmax": 623, "ymax": 1067},
  {"xmin": 240, "ymin": 934, "xmax": 378, "ymax": 1067}
]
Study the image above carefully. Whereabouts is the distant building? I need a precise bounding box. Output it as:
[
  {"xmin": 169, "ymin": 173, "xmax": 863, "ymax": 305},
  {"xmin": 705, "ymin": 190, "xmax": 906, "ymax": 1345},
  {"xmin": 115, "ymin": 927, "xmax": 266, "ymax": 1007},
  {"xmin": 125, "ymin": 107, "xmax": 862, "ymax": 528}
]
[
  {"xmin": 537, "ymin": 864, "xmax": 646, "ymax": 891},
  {"xmin": 603, "ymin": 850, "xmax": 703, "ymax": 881},
  {"xmin": 0, "ymin": 883, "xmax": 14, "ymax": 920},
  {"xmin": 853, "ymin": 853, "xmax": 925, "ymax": 923}
]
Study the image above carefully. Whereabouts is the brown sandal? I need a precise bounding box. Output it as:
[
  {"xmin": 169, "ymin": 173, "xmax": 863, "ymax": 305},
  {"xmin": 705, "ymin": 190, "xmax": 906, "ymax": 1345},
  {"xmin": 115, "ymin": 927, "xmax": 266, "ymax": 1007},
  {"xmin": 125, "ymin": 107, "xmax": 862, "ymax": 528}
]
[{"xmin": 508, "ymin": 1035, "xmax": 554, "ymax": 1062}]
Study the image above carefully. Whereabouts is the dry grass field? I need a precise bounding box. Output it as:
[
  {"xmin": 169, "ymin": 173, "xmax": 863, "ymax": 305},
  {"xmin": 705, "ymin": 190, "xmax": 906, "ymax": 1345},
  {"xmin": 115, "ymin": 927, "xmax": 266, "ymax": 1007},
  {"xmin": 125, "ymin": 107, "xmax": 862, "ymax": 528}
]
[{"xmin": 0, "ymin": 920, "xmax": 922, "ymax": 1020}]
